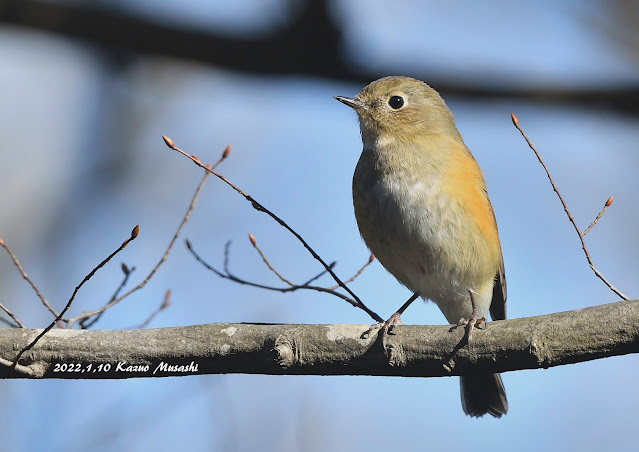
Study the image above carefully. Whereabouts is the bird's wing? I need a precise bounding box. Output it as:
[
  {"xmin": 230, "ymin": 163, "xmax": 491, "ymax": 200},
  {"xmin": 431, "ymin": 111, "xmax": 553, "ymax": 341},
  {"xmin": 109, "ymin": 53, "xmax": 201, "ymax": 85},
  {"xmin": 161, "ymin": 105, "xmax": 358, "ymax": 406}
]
[{"xmin": 489, "ymin": 255, "xmax": 507, "ymax": 320}]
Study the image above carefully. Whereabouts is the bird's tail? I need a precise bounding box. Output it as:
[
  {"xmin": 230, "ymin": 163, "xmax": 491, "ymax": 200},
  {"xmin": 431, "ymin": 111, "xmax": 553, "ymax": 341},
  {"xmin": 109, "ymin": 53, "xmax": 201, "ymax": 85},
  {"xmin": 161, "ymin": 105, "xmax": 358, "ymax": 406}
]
[{"xmin": 460, "ymin": 373, "xmax": 508, "ymax": 418}]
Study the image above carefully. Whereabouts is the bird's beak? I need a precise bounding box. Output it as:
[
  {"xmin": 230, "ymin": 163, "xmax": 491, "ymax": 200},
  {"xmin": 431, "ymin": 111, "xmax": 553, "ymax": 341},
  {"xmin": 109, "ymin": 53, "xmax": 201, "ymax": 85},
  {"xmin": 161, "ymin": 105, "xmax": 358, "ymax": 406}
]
[{"xmin": 334, "ymin": 96, "xmax": 368, "ymax": 111}]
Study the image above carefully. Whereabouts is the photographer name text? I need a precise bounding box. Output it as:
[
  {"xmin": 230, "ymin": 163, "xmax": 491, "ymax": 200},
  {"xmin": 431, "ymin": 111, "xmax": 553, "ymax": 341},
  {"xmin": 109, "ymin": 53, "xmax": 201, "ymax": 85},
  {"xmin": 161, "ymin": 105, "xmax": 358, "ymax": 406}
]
[{"xmin": 52, "ymin": 361, "xmax": 199, "ymax": 375}]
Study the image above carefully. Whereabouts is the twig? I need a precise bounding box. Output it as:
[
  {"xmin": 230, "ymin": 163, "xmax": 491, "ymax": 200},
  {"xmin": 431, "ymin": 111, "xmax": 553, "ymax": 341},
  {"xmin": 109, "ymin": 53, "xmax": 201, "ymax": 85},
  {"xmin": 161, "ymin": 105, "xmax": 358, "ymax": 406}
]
[
  {"xmin": 12, "ymin": 225, "xmax": 140, "ymax": 368},
  {"xmin": 80, "ymin": 263, "xmax": 136, "ymax": 329},
  {"xmin": 0, "ymin": 301, "xmax": 25, "ymax": 328},
  {"xmin": 136, "ymin": 289, "xmax": 171, "ymax": 329},
  {"xmin": 0, "ymin": 235, "xmax": 59, "ymax": 318},
  {"xmin": 300, "ymin": 261, "xmax": 336, "ymax": 286},
  {"xmin": 511, "ymin": 113, "xmax": 629, "ymax": 300},
  {"xmin": 248, "ymin": 233, "xmax": 295, "ymax": 286},
  {"xmin": 65, "ymin": 170, "xmax": 211, "ymax": 328},
  {"xmin": 582, "ymin": 196, "xmax": 613, "ymax": 236},
  {"xmin": 163, "ymin": 136, "xmax": 383, "ymax": 323},
  {"xmin": 186, "ymin": 239, "xmax": 372, "ymax": 309},
  {"xmin": 0, "ymin": 356, "xmax": 39, "ymax": 377},
  {"xmin": 326, "ymin": 254, "xmax": 375, "ymax": 290},
  {"xmin": 246, "ymin": 234, "xmax": 372, "ymax": 290}
]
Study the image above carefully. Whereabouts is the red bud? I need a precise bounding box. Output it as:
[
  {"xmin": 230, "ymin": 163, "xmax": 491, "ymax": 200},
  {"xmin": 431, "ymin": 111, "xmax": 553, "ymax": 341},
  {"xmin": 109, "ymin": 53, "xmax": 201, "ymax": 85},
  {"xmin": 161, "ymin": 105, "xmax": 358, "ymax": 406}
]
[
  {"xmin": 162, "ymin": 135, "xmax": 175, "ymax": 148},
  {"xmin": 161, "ymin": 290, "xmax": 172, "ymax": 309}
]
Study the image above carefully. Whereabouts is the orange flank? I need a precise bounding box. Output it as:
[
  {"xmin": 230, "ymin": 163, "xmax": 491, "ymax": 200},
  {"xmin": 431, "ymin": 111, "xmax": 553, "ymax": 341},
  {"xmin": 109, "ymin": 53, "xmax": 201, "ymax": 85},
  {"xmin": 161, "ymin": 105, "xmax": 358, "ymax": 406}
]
[{"xmin": 443, "ymin": 141, "xmax": 500, "ymax": 253}]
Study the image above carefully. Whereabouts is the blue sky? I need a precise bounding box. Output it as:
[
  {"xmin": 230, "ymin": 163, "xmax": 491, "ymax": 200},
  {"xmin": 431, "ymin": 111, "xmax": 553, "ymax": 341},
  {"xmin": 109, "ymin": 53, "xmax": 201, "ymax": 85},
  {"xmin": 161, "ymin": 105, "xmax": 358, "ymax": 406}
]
[{"xmin": 1, "ymin": 1, "xmax": 638, "ymax": 451}]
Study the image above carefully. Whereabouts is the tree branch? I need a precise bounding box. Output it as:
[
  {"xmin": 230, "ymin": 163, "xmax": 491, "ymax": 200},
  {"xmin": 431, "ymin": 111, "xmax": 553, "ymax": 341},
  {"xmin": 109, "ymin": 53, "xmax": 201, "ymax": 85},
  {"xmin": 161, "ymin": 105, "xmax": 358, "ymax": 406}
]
[
  {"xmin": 1, "ymin": 299, "xmax": 636, "ymax": 379},
  {"xmin": 163, "ymin": 136, "xmax": 383, "ymax": 323},
  {"xmin": 512, "ymin": 113, "xmax": 629, "ymax": 300}
]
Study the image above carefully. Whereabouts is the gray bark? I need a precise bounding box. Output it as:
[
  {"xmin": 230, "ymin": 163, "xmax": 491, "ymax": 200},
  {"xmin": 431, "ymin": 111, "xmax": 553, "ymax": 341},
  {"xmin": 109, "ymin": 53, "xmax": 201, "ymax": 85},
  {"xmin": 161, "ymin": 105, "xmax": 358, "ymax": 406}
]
[{"xmin": 1, "ymin": 300, "xmax": 637, "ymax": 379}]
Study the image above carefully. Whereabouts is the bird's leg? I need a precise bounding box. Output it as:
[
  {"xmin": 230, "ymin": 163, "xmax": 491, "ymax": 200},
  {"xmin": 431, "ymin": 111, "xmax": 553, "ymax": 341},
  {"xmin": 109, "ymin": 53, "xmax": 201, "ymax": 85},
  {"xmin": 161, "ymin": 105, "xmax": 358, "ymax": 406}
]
[
  {"xmin": 451, "ymin": 289, "xmax": 486, "ymax": 342},
  {"xmin": 363, "ymin": 292, "xmax": 420, "ymax": 350}
]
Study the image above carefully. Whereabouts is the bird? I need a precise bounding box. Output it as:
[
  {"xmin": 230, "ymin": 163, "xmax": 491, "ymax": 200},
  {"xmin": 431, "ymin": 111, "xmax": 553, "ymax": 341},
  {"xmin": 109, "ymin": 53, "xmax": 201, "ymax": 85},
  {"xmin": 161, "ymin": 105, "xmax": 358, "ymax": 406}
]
[{"xmin": 335, "ymin": 76, "xmax": 508, "ymax": 418}]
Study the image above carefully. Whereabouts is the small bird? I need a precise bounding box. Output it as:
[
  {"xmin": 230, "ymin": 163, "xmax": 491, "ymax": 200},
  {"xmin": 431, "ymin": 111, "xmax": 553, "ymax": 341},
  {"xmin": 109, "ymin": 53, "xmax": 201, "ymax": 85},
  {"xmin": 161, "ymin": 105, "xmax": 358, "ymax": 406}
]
[{"xmin": 335, "ymin": 76, "xmax": 508, "ymax": 418}]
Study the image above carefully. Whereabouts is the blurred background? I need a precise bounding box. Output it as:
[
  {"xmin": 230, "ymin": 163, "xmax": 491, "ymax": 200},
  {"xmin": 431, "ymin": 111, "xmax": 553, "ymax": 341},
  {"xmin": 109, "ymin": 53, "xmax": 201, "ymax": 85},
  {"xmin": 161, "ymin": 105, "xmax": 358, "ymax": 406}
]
[{"xmin": 1, "ymin": 0, "xmax": 638, "ymax": 450}]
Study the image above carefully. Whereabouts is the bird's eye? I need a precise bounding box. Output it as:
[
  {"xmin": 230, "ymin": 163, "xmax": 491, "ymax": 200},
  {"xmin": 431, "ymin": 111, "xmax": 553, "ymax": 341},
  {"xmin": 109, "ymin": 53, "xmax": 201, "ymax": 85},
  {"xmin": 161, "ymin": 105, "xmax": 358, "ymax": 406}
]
[{"xmin": 388, "ymin": 95, "xmax": 404, "ymax": 109}]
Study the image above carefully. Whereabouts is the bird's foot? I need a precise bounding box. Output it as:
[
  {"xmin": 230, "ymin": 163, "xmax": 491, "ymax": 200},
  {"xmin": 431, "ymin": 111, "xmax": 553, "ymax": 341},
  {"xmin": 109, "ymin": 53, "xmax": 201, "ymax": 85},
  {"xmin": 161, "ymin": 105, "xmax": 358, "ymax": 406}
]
[
  {"xmin": 450, "ymin": 311, "xmax": 486, "ymax": 343},
  {"xmin": 449, "ymin": 290, "xmax": 486, "ymax": 343},
  {"xmin": 362, "ymin": 311, "xmax": 402, "ymax": 351}
]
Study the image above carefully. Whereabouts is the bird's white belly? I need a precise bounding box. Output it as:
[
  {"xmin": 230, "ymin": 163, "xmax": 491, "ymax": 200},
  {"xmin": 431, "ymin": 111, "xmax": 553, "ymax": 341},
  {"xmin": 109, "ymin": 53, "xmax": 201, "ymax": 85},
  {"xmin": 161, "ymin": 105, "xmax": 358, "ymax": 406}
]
[{"xmin": 355, "ymin": 175, "xmax": 493, "ymax": 323}]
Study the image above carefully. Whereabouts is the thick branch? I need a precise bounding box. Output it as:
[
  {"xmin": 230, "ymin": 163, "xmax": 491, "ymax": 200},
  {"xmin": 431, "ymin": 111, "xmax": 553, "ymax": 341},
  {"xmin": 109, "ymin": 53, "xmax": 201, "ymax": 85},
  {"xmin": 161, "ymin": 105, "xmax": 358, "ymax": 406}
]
[{"xmin": 0, "ymin": 300, "xmax": 636, "ymax": 379}]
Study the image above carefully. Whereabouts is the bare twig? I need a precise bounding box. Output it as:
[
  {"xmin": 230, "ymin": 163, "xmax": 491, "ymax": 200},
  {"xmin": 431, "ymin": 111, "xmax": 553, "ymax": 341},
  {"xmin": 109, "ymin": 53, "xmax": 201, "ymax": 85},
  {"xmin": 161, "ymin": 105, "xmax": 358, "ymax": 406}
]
[
  {"xmin": 0, "ymin": 356, "xmax": 39, "ymax": 377},
  {"xmin": 582, "ymin": 196, "xmax": 614, "ymax": 236},
  {"xmin": 300, "ymin": 261, "xmax": 337, "ymax": 286},
  {"xmin": 65, "ymin": 170, "xmax": 210, "ymax": 328},
  {"xmin": 248, "ymin": 233, "xmax": 295, "ymax": 286},
  {"xmin": 0, "ymin": 235, "xmax": 59, "ymax": 318},
  {"xmin": 163, "ymin": 136, "xmax": 383, "ymax": 323},
  {"xmin": 186, "ymin": 239, "xmax": 372, "ymax": 309},
  {"xmin": 326, "ymin": 254, "xmax": 375, "ymax": 290},
  {"xmin": 511, "ymin": 113, "xmax": 629, "ymax": 300},
  {"xmin": 0, "ymin": 301, "xmax": 25, "ymax": 328},
  {"xmin": 80, "ymin": 263, "xmax": 136, "ymax": 329},
  {"xmin": 12, "ymin": 225, "xmax": 140, "ymax": 368},
  {"xmin": 135, "ymin": 289, "xmax": 171, "ymax": 329},
  {"xmin": 246, "ymin": 234, "xmax": 373, "ymax": 291}
]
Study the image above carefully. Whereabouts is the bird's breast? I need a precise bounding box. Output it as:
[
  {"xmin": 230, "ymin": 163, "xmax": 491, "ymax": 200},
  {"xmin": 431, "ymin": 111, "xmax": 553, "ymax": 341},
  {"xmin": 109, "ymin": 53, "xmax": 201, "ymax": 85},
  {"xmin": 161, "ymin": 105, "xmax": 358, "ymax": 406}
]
[
  {"xmin": 353, "ymin": 151, "xmax": 451, "ymax": 285},
  {"xmin": 352, "ymin": 145, "xmax": 499, "ymax": 318}
]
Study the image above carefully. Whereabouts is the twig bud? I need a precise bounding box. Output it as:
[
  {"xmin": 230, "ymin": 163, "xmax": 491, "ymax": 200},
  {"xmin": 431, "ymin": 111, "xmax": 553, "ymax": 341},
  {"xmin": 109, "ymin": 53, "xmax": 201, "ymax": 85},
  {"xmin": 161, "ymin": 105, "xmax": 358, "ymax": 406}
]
[
  {"xmin": 185, "ymin": 239, "xmax": 192, "ymax": 250},
  {"xmin": 121, "ymin": 263, "xmax": 130, "ymax": 274},
  {"xmin": 369, "ymin": 253, "xmax": 375, "ymax": 263},
  {"xmin": 222, "ymin": 145, "xmax": 231, "ymax": 159},
  {"xmin": 161, "ymin": 290, "xmax": 171, "ymax": 309},
  {"xmin": 131, "ymin": 225, "xmax": 140, "ymax": 239},
  {"xmin": 511, "ymin": 113, "xmax": 519, "ymax": 127},
  {"xmin": 162, "ymin": 135, "xmax": 175, "ymax": 148},
  {"xmin": 605, "ymin": 196, "xmax": 613, "ymax": 207},
  {"xmin": 248, "ymin": 233, "xmax": 257, "ymax": 246},
  {"xmin": 192, "ymin": 155, "xmax": 200, "ymax": 163}
]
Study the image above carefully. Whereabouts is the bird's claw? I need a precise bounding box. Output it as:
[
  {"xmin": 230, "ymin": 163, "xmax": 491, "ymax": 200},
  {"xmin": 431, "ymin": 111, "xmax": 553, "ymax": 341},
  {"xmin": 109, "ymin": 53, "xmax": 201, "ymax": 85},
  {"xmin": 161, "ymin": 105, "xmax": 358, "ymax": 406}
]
[
  {"xmin": 362, "ymin": 311, "xmax": 402, "ymax": 352},
  {"xmin": 450, "ymin": 311, "xmax": 486, "ymax": 343},
  {"xmin": 448, "ymin": 289, "xmax": 487, "ymax": 343}
]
